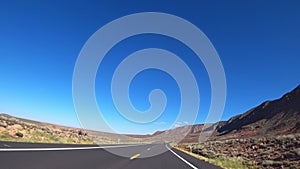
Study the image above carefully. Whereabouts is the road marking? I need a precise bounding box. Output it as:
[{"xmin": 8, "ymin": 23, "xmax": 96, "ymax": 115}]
[
  {"xmin": 0, "ymin": 144, "xmax": 141, "ymax": 152},
  {"xmin": 130, "ymin": 153, "xmax": 141, "ymax": 160},
  {"xmin": 3, "ymin": 144, "xmax": 11, "ymax": 147},
  {"xmin": 165, "ymin": 144, "xmax": 198, "ymax": 169},
  {"xmin": 147, "ymin": 148, "xmax": 151, "ymax": 151}
]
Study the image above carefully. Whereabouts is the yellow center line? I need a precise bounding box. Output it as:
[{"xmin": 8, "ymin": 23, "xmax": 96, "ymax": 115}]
[
  {"xmin": 130, "ymin": 153, "xmax": 141, "ymax": 160},
  {"xmin": 129, "ymin": 146, "xmax": 154, "ymax": 160}
]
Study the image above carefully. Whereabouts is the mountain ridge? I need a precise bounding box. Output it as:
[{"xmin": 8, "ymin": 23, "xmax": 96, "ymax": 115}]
[
  {"xmin": 158, "ymin": 84, "xmax": 300, "ymax": 142},
  {"xmin": 216, "ymin": 85, "xmax": 300, "ymax": 137},
  {"xmin": 1, "ymin": 85, "xmax": 299, "ymax": 143}
]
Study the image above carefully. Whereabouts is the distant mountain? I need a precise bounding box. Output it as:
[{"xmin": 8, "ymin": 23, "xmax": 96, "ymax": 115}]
[
  {"xmin": 1, "ymin": 85, "xmax": 299, "ymax": 144},
  {"xmin": 216, "ymin": 85, "xmax": 300, "ymax": 139},
  {"xmin": 158, "ymin": 85, "xmax": 300, "ymax": 143}
]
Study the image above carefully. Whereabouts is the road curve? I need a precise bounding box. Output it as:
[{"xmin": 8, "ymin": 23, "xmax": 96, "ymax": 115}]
[{"xmin": 0, "ymin": 142, "xmax": 221, "ymax": 169}]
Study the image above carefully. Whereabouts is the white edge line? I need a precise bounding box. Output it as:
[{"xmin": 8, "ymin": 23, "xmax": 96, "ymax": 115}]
[
  {"xmin": 166, "ymin": 144, "xmax": 198, "ymax": 169},
  {"xmin": 0, "ymin": 144, "xmax": 141, "ymax": 152}
]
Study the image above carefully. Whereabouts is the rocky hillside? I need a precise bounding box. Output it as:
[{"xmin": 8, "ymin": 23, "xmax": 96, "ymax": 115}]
[
  {"xmin": 102, "ymin": 84, "xmax": 300, "ymax": 143},
  {"xmin": 216, "ymin": 85, "xmax": 300, "ymax": 140},
  {"xmin": 0, "ymin": 114, "xmax": 141, "ymax": 144},
  {"xmin": 168, "ymin": 85, "xmax": 300, "ymax": 143},
  {"xmin": 174, "ymin": 85, "xmax": 300, "ymax": 169},
  {"xmin": 0, "ymin": 114, "xmax": 93, "ymax": 144}
]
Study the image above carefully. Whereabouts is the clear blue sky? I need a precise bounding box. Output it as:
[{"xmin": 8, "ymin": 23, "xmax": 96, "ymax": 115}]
[{"xmin": 0, "ymin": 0, "xmax": 299, "ymax": 134}]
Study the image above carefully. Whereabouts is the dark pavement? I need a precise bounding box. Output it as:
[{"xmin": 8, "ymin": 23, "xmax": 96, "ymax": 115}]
[{"xmin": 0, "ymin": 142, "xmax": 222, "ymax": 169}]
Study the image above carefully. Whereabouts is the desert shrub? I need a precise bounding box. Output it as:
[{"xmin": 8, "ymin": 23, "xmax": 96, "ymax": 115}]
[{"xmin": 15, "ymin": 132, "xmax": 23, "ymax": 137}]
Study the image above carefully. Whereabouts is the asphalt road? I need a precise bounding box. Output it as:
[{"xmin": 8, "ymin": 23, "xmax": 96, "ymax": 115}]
[{"xmin": 0, "ymin": 142, "xmax": 222, "ymax": 169}]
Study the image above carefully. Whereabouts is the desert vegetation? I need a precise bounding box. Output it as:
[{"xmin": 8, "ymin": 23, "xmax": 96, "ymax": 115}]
[{"xmin": 176, "ymin": 134, "xmax": 300, "ymax": 169}]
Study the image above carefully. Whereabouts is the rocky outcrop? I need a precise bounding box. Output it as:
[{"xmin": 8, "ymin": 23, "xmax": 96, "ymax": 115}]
[{"xmin": 0, "ymin": 114, "xmax": 92, "ymax": 144}]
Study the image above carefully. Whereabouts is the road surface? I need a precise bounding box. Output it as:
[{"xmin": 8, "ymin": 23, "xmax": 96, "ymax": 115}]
[{"xmin": 0, "ymin": 142, "xmax": 222, "ymax": 169}]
